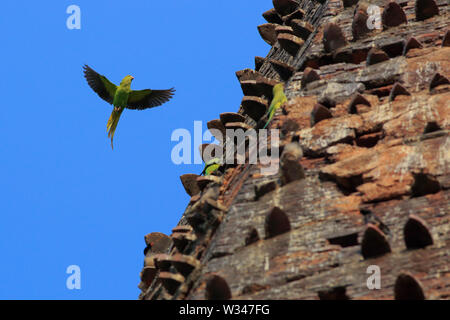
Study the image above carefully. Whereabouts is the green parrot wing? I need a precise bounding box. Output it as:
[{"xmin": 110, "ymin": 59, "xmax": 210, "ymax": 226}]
[
  {"xmin": 205, "ymin": 163, "xmax": 220, "ymax": 176},
  {"xmin": 201, "ymin": 157, "xmax": 221, "ymax": 175},
  {"xmin": 83, "ymin": 65, "xmax": 117, "ymax": 105},
  {"xmin": 263, "ymin": 89, "xmax": 286, "ymax": 129},
  {"xmin": 126, "ymin": 88, "xmax": 175, "ymax": 110}
]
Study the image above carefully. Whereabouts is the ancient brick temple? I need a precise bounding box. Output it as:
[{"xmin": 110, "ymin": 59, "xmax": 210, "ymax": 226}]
[{"xmin": 139, "ymin": 0, "xmax": 449, "ymax": 300}]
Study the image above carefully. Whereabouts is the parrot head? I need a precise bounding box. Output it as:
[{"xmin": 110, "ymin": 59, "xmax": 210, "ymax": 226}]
[
  {"xmin": 120, "ymin": 75, "xmax": 135, "ymax": 86},
  {"xmin": 273, "ymin": 83, "xmax": 284, "ymax": 94}
]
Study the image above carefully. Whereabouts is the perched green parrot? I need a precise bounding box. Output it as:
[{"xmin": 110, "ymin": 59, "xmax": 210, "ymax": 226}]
[
  {"xmin": 263, "ymin": 83, "xmax": 287, "ymax": 129},
  {"xmin": 201, "ymin": 158, "xmax": 221, "ymax": 176},
  {"xmin": 83, "ymin": 65, "xmax": 175, "ymax": 149}
]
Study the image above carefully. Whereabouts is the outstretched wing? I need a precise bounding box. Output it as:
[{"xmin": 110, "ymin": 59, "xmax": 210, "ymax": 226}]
[
  {"xmin": 83, "ymin": 65, "xmax": 117, "ymax": 105},
  {"xmin": 126, "ymin": 88, "xmax": 175, "ymax": 110}
]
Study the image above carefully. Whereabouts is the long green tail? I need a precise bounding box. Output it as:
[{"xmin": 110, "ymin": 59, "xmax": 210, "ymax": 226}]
[
  {"xmin": 263, "ymin": 106, "xmax": 275, "ymax": 129},
  {"xmin": 106, "ymin": 107, "xmax": 124, "ymax": 150}
]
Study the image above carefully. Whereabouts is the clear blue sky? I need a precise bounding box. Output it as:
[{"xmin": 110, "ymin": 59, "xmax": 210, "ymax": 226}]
[{"xmin": 0, "ymin": 1, "xmax": 269, "ymax": 299}]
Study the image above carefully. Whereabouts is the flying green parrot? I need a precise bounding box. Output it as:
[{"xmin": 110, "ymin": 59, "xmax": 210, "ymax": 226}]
[
  {"xmin": 83, "ymin": 65, "xmax": 175, "ymax": 149},
  {"xmin": 263, "ymin": 83, "xmax": 287, "ymax": 129},
  {"xmin": 201, "ymin": 157, "xmax": 221, "ymax": 176}
]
